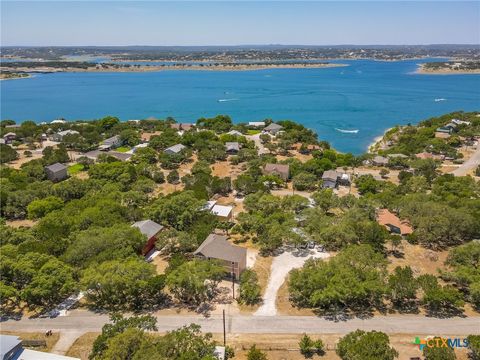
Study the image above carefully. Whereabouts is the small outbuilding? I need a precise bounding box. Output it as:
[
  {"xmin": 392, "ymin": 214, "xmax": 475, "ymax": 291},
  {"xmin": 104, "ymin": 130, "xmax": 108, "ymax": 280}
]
[
  {"xmin": 194, "ymin": 234, "xmax": 247, "ymax": 279},
  {"xmin": 100, "ymin": 135, "xmax": 123, "ymax": 150},
  {"xmin": 3, "ymin": 132, "xmax": 17, "ymax": 144},
  {"xmin": 210, "ymin": 204, "xmax": 234, "ymax": 221},
  {"xmin": 321, "ymin": 170, "xmax": 340, "ymax": 189},
  {"xmin": 132, "ymin": 219, "xmax": 164, "ymax": 255},
  {"xmin": 45, "ymin": 163, "xmax": 68, "ymax": 182},
  {"xmin": 51, "ymin": 130, "xmax": 79, "ymax": 142},
  {"xmin": 164, "ymin": 144, "xmax": 186, "ymax": 155},
  {"xmin": 376, "ymin": 209, "xmax": 413, "ymax": 236}
]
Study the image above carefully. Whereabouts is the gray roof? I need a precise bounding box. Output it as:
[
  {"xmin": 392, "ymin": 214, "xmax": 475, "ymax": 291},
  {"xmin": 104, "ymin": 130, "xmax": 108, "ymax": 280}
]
[
  {"xmin": 58, "ymin": 130, "xmax": 79, "ymax": 136},
  {"xmin": 322, "ymin": 170, "xmax": 339, "ymax": 181},
  {"xmin": 227, "ymin": 130, "xmax": 243, "ymax": 136},
  {"xmin": 103, "ymin": 135, "xmax": 121, "ymax": 145},
  {"xmin": 45, "ymin": 162, "xmax": 67, "ymax": 172},
  {"xmin": 264, "ymin": 123, "xmax": 283, "ymax": 131},
  {"xmin": 194, "ymin": 234, "xmax": 247, "ymax": 263},
  {"xmin": 83, "ymin": 150, "xmax": 131, "ymax": 161},
  {"xmin": 132, "ymin": 220, "xmax": 163, "ymax": 239},
  {"xmin": 165, "ymin": 143, "xmax": 186, "ymax": 154},
  {"xmin": 373, "ymin": 155, "xmax": 389, "ymax": 164},
  {"xmin": 225, "ymin": 142, "xmax": 240, "ymax": 151},
  {"xmin": 0, "ymin": 335, "xmax": 21, "ymax": 359}
]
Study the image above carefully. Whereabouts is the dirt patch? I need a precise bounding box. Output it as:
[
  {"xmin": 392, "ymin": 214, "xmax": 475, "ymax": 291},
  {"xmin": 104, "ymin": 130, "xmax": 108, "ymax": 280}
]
[
  {"xmin": 152, "ymin": 255, "xmax": 169, "ymax": 274},
  {"xmin": 238, "ymin": 255, "xmax": 273, "ymax": 314},
  {"xmin": 5, "ymin": 219, "xmax": 37, "ymax": 228},
  {"xmin": 0, "ymin": 331, "xmax": 60, "ymax": 352},
  {"xmin": 211, "ymin": 161, "xmax": 243, "ymax": 180},
  {"xmin": 387, "ymin": 240, "xmax": 449, "ymax": 277},
  {"xmin": 6, "ymin": 151, "xmax": 43, "ymax": 169},
  {"xmin": 66, "ymin": 332, "xmax": 99, "ymax": 360}
]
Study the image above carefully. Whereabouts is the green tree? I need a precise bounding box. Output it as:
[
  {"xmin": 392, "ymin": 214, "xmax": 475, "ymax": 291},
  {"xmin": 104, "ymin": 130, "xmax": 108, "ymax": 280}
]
[
  {"xmin": 292, "ymin": 172, "xmax": 318, "ymax": 191},
  {"xmin": 336, "ymin": 330, "xmax": 398, "ymax": 360},
  {"xmin": 120, "ymin": 128, "xmax": 141, "ymax": 146},
  {"xmin": 467, "ymin": 334, "xmax": 480, "ymax": 360},
  {"xmin": 299, "ymin": 333, "xmax": 325, "ymax": 358},
  {"xmin": 387, "ymin": 266, "xmax": 418, "ymax": 309},
  {"xmin": 27, "ymin": 196, "xmax": 63, "ymax": 219},
  {"xmin": 81, "ymin": 257, "xmax": 156, "ymax": 310},
  {"xmin": 422, "ymin": 341, "xmax": 456, "ymax": 360},
  {"xmin": 0, "ymin": 144, "xmax": 19, "ymax": 163},
  {"xmin": 239, "ymin": 269, "xmax": 261, "ymax": 305},
  {"xmin": 166, "ymin": 260, "xmax": 226, "ymax": 305},
  {"xmin": 355, "ymin": 174, "xmax": 382, "ymax": 195},
  {"xmin": 247, "ymin": 345, "xmax": 268, "ymax": 360},
  {"xmin": 167, "ymin": 169, "xmax": 180, "ymax": 184}
]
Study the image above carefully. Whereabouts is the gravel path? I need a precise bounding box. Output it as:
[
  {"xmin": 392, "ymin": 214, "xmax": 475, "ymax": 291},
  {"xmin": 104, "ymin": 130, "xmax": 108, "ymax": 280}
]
[{"xmin": 254, "ymin": 249, "xmax": 329, "ymax": 316}]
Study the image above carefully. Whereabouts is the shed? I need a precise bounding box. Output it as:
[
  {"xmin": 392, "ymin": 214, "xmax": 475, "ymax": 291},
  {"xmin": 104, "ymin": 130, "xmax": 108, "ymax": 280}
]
[
  {"xmin": 132, "ymin": 220, "xmax": 164, "ymax": 255},
  {"xmin": 194, "ymin": 234, "xmax": 247, "ymax": 279},
  {"xmin": 211, "ymin": 204, "xmax": 234, "ymax": 220},
  {"xmin": 45, "ymin": 163, "xmax": 68, "ymax": 182},
  {"xmin": 322, "ymin": 170, "xmax": 340, "ymax": 189},
  {"xmin": 164, "ymin": 144, "xmax": 186, "ymax": 155}
]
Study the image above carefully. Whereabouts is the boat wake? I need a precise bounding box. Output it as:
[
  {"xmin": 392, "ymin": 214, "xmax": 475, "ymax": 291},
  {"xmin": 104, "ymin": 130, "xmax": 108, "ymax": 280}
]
[
  {"xmin": 218, "ymin": 98, "xmax": 239, "ymax": 102},
  {"xmin": 434, "ymin": 98, "xmax": 447, "ymax": 102},
  {"xmin": 335, "ymin": 128, "xmax": 359, "ymax": 134}
]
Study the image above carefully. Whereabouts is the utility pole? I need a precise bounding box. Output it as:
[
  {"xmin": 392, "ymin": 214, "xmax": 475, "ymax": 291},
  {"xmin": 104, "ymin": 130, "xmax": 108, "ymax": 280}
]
[
  {"xmin": 231, "ymin": 264, "xmax": 235, "ymax": 300},
  {"xmin": 222, "ymin": 309, "xmax": 226, "ymax": 346}
]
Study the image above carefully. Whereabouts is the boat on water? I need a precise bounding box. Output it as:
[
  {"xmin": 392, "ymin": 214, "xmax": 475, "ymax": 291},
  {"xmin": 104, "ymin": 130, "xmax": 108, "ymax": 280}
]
[
  {"xmin": 335, "ymin": 128, "xmax": 359, "ymax": 134},
  {"xmin": 434, "ymin": 98, "xmax": 447, "ymax": 102}
]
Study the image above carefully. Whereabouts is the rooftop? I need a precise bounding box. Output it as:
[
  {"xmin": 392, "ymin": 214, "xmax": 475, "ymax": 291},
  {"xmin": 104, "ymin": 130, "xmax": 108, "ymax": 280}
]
[
  {"xmin": 194, "ymin": 234, "xmax": 247, "ymax": 264},
  {"xmin": 264, "ymin": 163, "xmax": 289, "ymax": 175},
  {"xmin": 45, "ymin": 162, "xmax": 67, "ymax": 172},
  {"xmin": 165, "ymin": 143, "xmax": 186, "ymax": 153},
  {"xmin": 132, "ymin": 220, "xmax": 164, "ymax": 239},
  {"xmin": 211, "ymin": 204, "xmax": 233, "ymax": 218},
  {"xmin": 376, "ymin": 209, "xmax": 413, "ymax": 235},
  {"xmin": 322, "ymin": 170, "xmax": 339, "ymax": 181},
  {"xmin": 263, "ymin": 123, "xmax": 283, "ymax": 131}
]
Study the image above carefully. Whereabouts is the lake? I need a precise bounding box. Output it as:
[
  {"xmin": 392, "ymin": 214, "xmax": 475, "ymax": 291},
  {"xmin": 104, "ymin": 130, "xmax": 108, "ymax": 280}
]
[{"xmin": 1, "ymin": 59, "xmax": 479, "ymax": 154}]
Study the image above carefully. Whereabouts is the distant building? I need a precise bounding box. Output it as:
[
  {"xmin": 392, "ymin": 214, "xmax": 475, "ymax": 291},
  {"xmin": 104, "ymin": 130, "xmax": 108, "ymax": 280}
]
[
  {"xmin": 171, "ymin": 123, "xmax": 195, "ymax": 131},
  {"xmin": 51, "ymin": 129, "xmax": 79, "ymax": 142},
  {"xmin": 45, "ymin": 163, "xmax": 68, "ymax": 182},
  {"xmin": 227, "ymin": 130, "xmax": 243, "ymax": 136},
  {"xmin": 99, "ymin": 135, "xmax": 123, "ymax": 150},
  {"xmin": 4, "ymin": 124, "xmax": 21, "ymax": 129},
  {"xmin": 194, "ymin": 234, "xmax": 247, "ymax": 279},
  {"xmin": 83, "ymin": 150, "xmax": 132, "ymax": 162},
  {"xmin": 248, "ymin": 121, "xmax": 265, "ymax": 128},
  {"xmin": 51, "ymin": 119, "xmax": 67, "ymax": 124},
  {"xmin": 1, "ymin": 335, "xmax": 79, "ymax": 360},
  {"xmin": 435, "ymin": 131, "xmax": 451, "ymax": 139},
  {"xmin": 225, "ymin": 142, "xmax": 240, "ymax": 154},
  {"xmin": 131, "ymin": 219, "xmax": 164, "ymax": 255},
  {"xmin": 451, "ymin": 118, "xmax": 471, "ymax": 126},
  {"xmin": 210, "ymin": 204, "xmax": 234, "ymax": 221},
  {"xmin": 263, "ymin": 163, "xmax": 290, "ymax": 181},
  {"xmin": 263, "ymin": 123, "xmax": 283, "ymax": 135},
  {"xmin": 164, "ymin": 143, "xmax": 186, "ymax": 155},
  {"xmin": 2, "ymin": 132, "xmax": 16, "ymax": 144},
  {"xmin": 321, "ymin": 170, "xmax": 340, "ymax": 189},
  {"xmin": 376, "ymin": 209, "xmax": 413, "ymax": 236},
  {"xmin": 387, "ymin": 153, "xmax": 408, "ymax": 159},
  {"xmin": 415, "ymin": 152, "xmax": 444, "ymax": 161},
  {"xmin": 372, "ymin": 155, "xmax": 389, "ymax": 166}
]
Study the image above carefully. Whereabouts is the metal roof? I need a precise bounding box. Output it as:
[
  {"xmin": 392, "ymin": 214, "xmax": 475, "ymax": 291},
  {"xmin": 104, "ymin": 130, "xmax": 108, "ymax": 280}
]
[
  {"xmin": 165, "ymin": 144, "xmax": 186, "ymax": 153},
  {"xmin": 132, "ymin": 220, "xmax": 163, "ymax": 239},
  {"xmin": 45, "ymin": 162, "xmax": 67, "ymax": 172},
  {"xmin": 194, "ymin": 234, "xmax": 246, "ymax": 264}
]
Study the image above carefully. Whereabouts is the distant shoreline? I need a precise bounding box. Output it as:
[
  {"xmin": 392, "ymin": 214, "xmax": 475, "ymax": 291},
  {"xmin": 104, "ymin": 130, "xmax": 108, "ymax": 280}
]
[
  {"xmin": 1, "ymin": 63, "xmax": 348, "ymax": 74},
  {"xmin": 416, "ymin": 63, "xmax": 480, "ymax": 75}
]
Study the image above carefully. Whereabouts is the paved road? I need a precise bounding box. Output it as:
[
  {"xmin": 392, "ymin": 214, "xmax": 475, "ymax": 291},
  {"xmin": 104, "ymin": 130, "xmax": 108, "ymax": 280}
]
[
  {"xmin": 1, "ymin": 311, "xmax": 479, "ymax": 336},
  {"xmin": 452, "ymin": 146, "xmax": 480, "ymax": 176}
]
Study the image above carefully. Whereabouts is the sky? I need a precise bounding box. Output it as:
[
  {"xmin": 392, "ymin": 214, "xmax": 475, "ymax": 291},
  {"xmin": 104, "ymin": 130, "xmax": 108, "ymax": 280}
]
[{"xmin": 1, "ymin": 1, "xmax": 479, "ymax": 46}]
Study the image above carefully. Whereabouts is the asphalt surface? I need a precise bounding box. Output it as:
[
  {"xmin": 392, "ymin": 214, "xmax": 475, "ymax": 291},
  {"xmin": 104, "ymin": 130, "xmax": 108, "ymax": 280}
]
[
  {"xmin": 1, "ymin": 310, "xmax": 479, "ymax": 336},
  {"xmin": 452, "ymin": 146, "xmax": 480, "ymax": 176}
]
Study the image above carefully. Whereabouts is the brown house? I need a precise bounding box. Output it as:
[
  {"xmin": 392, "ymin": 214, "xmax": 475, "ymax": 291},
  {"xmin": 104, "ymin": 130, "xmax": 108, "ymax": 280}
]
[
  {"xmin": 194, "ymin": 234, "xmax": 247, "ymax": 279},
  {"xmin": 376, "ymin": 209, "xmax": 413, "ymax": 236},
  {"xmin": 263, "ymin": 163, "xmax": 290, "ymax": 181}
]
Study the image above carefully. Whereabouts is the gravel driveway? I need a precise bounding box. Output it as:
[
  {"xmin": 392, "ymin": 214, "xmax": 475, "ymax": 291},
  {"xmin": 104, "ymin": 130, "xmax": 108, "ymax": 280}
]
[{"xmin": 254, "ymin": 249, "xmax": 329, "ymax": 316}]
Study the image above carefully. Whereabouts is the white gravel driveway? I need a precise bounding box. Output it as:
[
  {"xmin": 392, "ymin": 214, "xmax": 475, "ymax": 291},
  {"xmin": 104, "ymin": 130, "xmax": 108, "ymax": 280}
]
[{"xmin": 254, "ymin": 249, "xmax": 329, "ymax": 316}]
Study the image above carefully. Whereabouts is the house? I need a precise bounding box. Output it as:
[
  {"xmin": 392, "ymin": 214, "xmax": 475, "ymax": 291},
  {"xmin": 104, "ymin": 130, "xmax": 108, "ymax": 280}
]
[
  {"xmin": 164, "ymin": 144, "xmax": 186, "ymax": 155},
  {"xmin": 338, "ymin": 172, "xmax": 351, "ymax": 186},
  {"xmin": 372, "ymin": 155, "xmax": 389, "ymax": 166},
  {"xmin": 387, "ymin": 153, "xmax": 408, "ymax": 159},
  {"xmin": 322, "ymin": 170, "xmax": 340, "ymax": 189},
  {"xmin": 225, "ymin": 142, "xmax": 240, "ymax": 154},
  {"xmin": 83, "ymin": 150, "xmax": 132, "ymax": 162},
  {"xmin": 451, "ymin": 118, "xmax": 471, "ymax": 126},
  {"xmin": 45, "ymin": 163, "xmax": 68, "ymax": 182},
  {"xmin": 376, "ymin": 209, "xmax": 413, "ymax": 236},
  {"xmin": 132, "ymin": 220, "xmax": 164, "ymax": 255},
  {"xmin": 171, "ymin": 123, "xmax": 195, "ymax": 131},
  {"xmin": 51, "ymin": 129, "xmax": 79, "ymax": 142},
  {"xmin": 210, "ymin": 204, "xmax": 234, "ymax": 221},
  {"xmin": 227, "ymin": 130, "xmax": 243, "ymax": 136},
  {"xmin": 100, "ymin": 135, "xmax": 122, "ymax": 150},
  {"xmin": 194, "ymin": 234, "xmax": 247, "ymax": 279},
  {"xmin": 0, "ymin": 335, "xmax": 79, "ymax": 360},
  {"xmin": 263, "ymin": 123, "xmax": 283, "ymax": 135},
  {"xmin": 51, "ymin": 119, "xmax": 67, "ymax": 124},
  {"xmin": 263, "ymin": 163, "xmax": 290, "ymax": 181},
  {"xmin": 4, "ymin": 124, "xmax": 20, "ymax": 129},
  {"xmin": 2, "ymin": 132, "xmax": 16, "ymax": 144},
  {"xmin": 415, "ymin": 152, "xmax": 444, "ymax": 161},
  {"xmin": 248, "ymin": 121, "xmax": 265, "ymax": 128}
]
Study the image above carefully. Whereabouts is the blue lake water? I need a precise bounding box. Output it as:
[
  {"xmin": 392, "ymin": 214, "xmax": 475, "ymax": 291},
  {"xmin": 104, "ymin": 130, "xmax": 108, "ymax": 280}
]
[{"xmin": 1, "ymin": 59, "xmax": 479, "ymax": 154}]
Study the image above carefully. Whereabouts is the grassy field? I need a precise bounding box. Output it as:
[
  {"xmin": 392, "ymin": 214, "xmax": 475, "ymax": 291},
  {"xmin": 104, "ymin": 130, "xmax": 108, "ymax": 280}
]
[
  {"xmin": 247, "ymin": 129, "xmax": 261, "ymax": 135},
  {"xmin": 115, "ymin": 146, "xmax": 131, "ymax": 153},
  {"xmin": 67, "ymin": 163, "xmax": 85, "ymax": 175}
]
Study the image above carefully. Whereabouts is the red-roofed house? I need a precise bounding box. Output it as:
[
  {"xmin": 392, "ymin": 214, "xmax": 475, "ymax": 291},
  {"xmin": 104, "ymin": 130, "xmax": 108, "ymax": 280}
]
[{"xmin": 376, "ymin": 209, "xmax": 413, "ymax": 236}]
